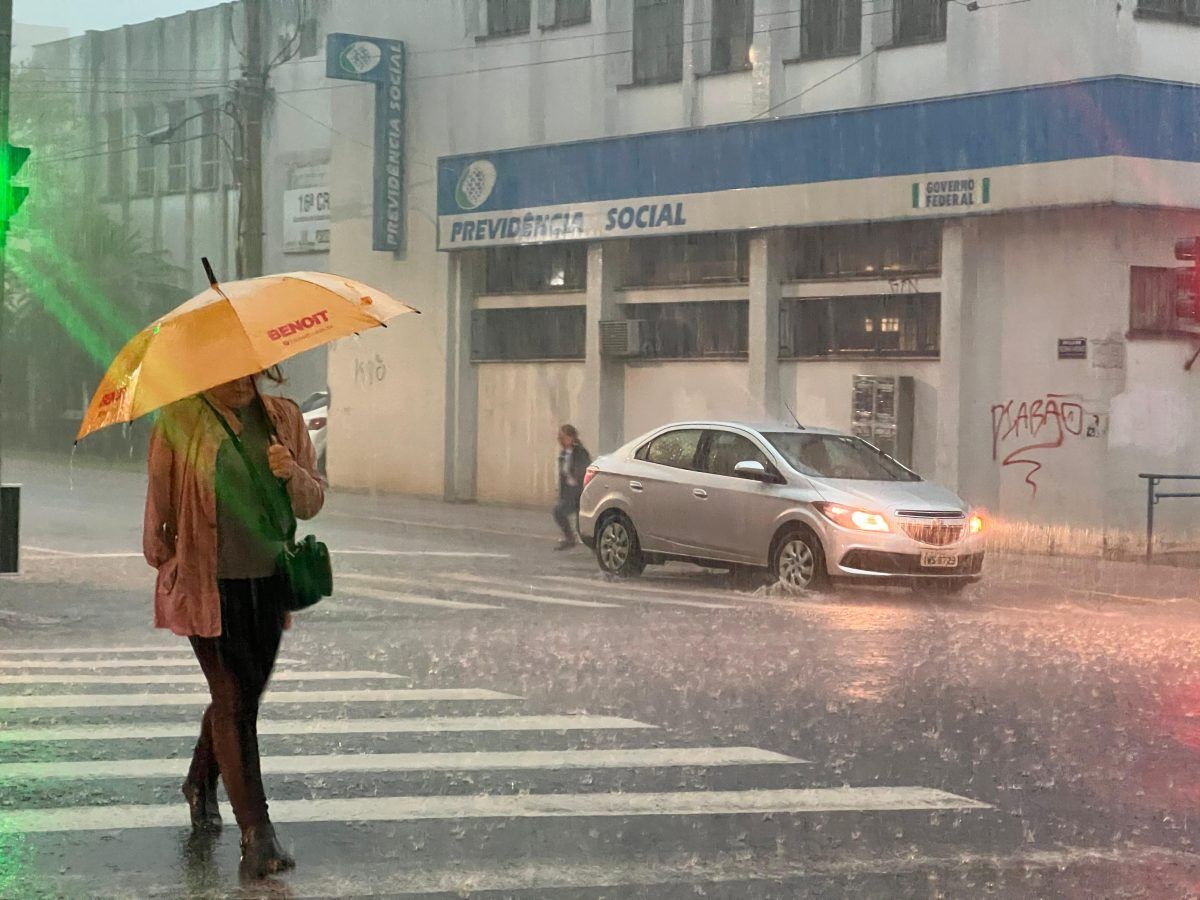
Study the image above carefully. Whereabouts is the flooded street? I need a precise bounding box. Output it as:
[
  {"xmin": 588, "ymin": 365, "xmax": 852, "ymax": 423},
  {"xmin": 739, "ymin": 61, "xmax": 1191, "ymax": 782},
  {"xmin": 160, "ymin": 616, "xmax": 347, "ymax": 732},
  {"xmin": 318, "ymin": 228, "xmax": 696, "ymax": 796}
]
[{"xmin": 2, "ymin": 457, "xmax": 1199, "ymax": 897}]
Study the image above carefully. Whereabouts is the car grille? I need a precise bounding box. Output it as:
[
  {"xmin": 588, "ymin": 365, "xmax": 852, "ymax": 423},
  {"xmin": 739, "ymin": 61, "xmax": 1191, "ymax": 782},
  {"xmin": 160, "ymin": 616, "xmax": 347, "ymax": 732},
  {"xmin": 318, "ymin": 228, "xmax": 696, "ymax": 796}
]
[{"xmin": 898, "ymin": 520, "xmax": 965, "ymax": 546}]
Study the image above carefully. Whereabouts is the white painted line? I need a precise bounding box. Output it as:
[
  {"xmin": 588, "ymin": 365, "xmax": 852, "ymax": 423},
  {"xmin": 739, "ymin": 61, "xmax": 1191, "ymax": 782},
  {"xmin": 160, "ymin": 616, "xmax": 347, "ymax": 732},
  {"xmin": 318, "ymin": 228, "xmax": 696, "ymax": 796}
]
[
  {"xmin": 20, "ymin": 547, "xmax": 142, "ymax": 559},
  {"xmin": 325, "ymin": 511, "xmax": 543, "ymax": 541},
  {"xmin": 334, "ymin": 550, "xmax": 511, "ymax": 558},
  {"xmin": 21, "ymin": 546, "xmax": 80, "ymax": 557},
  {"xmin": 0, "ymin": 746, "xmax": 803, "ymax": 781},
  {"xmin": 450, "ymin": 574, "xmax": 737, "ymax": 610},
  {"xmin": 541, "ymin": 575, "xmax": 801, "ymax": 609},
  {"xmin": 0, "ymin": 646, "xmax": 189, "ymax": 656},
  {"xmin": 0, "ymin": 658, "xmax": 285, "ymax": 670},
  {"xmin": 0, "ymin": 714, "xmax": 656, "ymax": 743},
  {"xmin": 341, "ymin": 573, "xmax": 620, "ymax": 609},
  {"xmin": 347, "ymin": 586, "xmax": 503, "ymax": 611},
  {"xmin": 0, "ymin": 670, "xmax": 405, "ymax": 686},
  {"xmin": 0, "ymin": 688, "xmax": 518, "ymax": 711},
  {"xmin": 0, "ymin": 786, "xmax": 989, "ymax": 833}
]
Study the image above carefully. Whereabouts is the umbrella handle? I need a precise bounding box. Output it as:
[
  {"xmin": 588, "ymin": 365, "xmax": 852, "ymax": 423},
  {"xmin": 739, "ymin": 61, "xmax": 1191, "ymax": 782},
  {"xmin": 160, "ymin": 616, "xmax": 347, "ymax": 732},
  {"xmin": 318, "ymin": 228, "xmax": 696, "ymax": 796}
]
[{"xmin": 201, "ymin": 257, "xmax": 218, "ymax": 288}]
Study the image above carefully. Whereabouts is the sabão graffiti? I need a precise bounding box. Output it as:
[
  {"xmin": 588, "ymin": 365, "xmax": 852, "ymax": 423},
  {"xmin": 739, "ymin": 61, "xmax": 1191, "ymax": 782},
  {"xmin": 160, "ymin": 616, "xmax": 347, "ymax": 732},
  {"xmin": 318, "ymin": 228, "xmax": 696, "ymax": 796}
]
[{"xmin": 990, "ymin": 393, "xmax": 1105, "ymax": 497}]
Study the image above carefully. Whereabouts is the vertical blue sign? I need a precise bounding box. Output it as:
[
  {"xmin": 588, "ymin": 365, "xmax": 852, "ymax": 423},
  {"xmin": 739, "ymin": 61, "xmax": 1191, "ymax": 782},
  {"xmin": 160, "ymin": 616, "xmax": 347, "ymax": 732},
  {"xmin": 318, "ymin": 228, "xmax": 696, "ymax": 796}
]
[{"xmin": 326, "ymin": 33, "xmax": 406, "ymax": 252}]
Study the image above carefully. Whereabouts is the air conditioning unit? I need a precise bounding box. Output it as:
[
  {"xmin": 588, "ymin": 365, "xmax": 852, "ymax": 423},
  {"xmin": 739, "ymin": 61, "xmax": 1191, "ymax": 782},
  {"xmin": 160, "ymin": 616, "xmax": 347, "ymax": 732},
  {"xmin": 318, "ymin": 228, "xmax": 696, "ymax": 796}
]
[{"xmin": 600, "ymin": 319, "xmax": 654, "ymax": 358}]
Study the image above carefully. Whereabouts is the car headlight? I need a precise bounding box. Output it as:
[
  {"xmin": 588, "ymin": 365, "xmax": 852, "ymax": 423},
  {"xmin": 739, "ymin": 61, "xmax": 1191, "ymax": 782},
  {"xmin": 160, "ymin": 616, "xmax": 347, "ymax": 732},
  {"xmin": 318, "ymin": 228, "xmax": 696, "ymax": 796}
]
[
  {"xmin": 969, "ymin": 513, "xmax": 985, "ymax": 535},
  {"xmin": 814, "ymin": 502, "xmax": 891, "ymax": 533}
]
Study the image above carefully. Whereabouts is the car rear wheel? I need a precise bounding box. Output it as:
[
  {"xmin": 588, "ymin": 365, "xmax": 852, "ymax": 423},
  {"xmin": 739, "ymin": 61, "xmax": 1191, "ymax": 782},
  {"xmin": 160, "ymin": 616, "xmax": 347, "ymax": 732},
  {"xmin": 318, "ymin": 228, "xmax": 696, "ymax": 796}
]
[
  {"xmin": 772, "ymin": 528, "xmax": 827, "ymax": 594},
  {"xmin": 596, "ymin": 513, "xmax": 645, "ymax": 579}
]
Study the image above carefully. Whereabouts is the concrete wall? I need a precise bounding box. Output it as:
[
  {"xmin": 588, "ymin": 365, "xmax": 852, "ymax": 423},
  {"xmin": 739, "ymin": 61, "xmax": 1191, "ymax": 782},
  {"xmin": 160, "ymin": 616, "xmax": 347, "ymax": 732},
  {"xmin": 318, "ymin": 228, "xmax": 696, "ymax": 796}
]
[
  {"xmin": 476, "ymin": 363, "xmax": 585, "ymax": 505},
  {"xmin": 624, "ymin": 362, "xmax": 753, "ymax": 444}
]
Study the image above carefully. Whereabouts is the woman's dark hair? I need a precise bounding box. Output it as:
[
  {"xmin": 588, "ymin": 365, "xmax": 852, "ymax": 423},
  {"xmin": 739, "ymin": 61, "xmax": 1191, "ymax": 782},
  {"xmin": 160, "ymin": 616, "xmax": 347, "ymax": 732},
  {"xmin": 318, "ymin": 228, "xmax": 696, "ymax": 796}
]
[{"xmin": 560, "ymin": 424, "xmax": 579, "ymax": 441}]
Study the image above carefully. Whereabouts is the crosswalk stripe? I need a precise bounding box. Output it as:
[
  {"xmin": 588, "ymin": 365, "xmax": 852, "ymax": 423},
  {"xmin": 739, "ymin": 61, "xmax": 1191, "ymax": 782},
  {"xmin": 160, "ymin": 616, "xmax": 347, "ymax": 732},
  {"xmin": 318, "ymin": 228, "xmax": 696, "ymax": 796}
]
[
  {"xmin": 0, "ymin": 646, "xmax": 188, "ymax": 656},
  {"xmin": 0, "ymin": 688, "xmax": 518, "ymax": 710},
  {"xmin": 334, "ymin": 550, "xmax": 511, "ymax": 558},
  {"xmin": 341, "ymin": 573, "xmax": 620, "ymax": 609},
  {"xmin": 347, "ymin": 586, "xmax": 503, "ymax": 611},
  {"xmin": 0, "ymin": 746, "xmax": 804, "ymax": 781},
  {"xmin": 448, "ymin": 574, "xmax": 737, "ymax": 610},
  {"xmin": 0, "ymin": 714, "xmax": 657, "ymax": 743},
  {"xmin": 0, "ymin": 786, "xmax": 990, "ymax": 833},
  {"xmin": 0, "ymin": 670, "xmax": 406, "ymax": 686},
  {"xmin": 0, "ymin": 658, "xmax": 295, "ymax": 670}
]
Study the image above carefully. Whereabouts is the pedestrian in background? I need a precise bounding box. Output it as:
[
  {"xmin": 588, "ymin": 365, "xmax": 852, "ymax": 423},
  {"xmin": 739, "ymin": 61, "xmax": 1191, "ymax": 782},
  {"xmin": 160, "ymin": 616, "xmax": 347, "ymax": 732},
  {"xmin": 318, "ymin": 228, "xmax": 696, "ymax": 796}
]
[
  {"xmin": 143, "ymin": 370, "xmax": 324, "ymax": 879},
  {"xmin": 554, "ymin": 424, "xmax": 591, "ymax": 550}
]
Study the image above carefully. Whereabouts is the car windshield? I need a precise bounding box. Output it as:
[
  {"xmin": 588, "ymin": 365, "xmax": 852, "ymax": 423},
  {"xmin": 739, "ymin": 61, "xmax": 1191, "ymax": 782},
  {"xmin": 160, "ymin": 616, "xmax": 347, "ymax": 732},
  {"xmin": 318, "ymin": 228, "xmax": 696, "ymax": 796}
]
[{"xmin": 762, "ymin": 432, "xmax": 920, "ymax": 482}]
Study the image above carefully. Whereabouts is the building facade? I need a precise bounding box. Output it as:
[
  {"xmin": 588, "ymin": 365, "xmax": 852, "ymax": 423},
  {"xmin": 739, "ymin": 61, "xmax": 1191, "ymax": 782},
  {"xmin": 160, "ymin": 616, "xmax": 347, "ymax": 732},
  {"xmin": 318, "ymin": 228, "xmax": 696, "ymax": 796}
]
[
  {"xmin": 29, "ymin": 0, "xmax": 336, "ymax": 401},
  {"xmin": 319, "ymin": 0, "xmax": 1200, "ymax": 543}
]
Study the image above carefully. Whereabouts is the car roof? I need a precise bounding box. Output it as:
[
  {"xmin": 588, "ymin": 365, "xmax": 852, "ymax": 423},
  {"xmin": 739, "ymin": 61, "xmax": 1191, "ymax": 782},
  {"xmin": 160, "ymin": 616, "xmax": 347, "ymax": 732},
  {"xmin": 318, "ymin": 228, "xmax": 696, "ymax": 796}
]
[{"xmin": 641, "ymin": 421, "xmax": 850, "ymax": 437}]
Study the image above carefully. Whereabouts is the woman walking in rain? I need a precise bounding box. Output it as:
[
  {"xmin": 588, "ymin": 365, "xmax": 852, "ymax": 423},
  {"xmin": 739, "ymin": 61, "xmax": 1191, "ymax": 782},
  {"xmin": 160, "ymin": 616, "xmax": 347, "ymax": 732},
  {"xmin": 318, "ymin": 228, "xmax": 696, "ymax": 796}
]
[
  {"xmin": 553, "ymin": 424, "xmax": 592, "ymax": 550},
  {"xmin": 143, "ymin": 369, "xmax": 324, "ymax": 878}
]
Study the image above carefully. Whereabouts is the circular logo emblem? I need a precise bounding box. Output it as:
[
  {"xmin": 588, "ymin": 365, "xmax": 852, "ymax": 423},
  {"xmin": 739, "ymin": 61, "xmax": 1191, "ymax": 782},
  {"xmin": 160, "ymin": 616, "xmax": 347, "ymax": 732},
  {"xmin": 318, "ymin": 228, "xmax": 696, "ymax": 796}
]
[
  {"xmin": 455, "ymin": 160, "xmax": 497, "ymax": 211},
  {"xmin": 339, "ymin": 41, "xmax": 382, "ymax": 76}
]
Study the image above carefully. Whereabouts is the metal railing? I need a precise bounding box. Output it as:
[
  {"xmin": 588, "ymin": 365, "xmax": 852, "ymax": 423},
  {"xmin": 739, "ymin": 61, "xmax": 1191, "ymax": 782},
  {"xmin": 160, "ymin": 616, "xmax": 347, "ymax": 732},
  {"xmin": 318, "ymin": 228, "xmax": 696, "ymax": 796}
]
[{"xmin": 1140, "ymin": 473, "xmax": 1200, "ymax": 563}]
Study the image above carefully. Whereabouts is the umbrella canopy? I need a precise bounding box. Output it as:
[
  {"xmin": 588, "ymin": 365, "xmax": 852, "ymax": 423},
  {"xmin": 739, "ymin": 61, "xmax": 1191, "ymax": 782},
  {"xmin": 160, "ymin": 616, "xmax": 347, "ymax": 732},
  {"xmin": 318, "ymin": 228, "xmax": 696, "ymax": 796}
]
[{"xmin": 77, "ymin": 268, "xmax": 417, "ymax": 442}]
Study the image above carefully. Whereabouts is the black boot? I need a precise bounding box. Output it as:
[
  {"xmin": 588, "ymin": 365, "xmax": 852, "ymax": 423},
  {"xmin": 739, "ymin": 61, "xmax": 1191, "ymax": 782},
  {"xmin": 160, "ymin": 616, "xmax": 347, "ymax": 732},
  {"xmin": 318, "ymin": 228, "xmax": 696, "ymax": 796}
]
[
  {"xmin": 239, "ymin": 822, "xmax": 295, "ymax": 879},
  {"xmin": 181, "ymin": 778, "xmax": 222, "ymax": 832}
]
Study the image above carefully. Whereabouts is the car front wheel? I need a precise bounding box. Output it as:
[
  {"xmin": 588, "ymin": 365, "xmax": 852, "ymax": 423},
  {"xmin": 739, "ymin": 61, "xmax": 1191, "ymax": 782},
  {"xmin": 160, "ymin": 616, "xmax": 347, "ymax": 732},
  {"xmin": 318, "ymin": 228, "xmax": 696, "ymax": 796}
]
[
  {"xmin": 596, "ymin": 513, "xmax": 645, "ymax": 579},
  {"xmin": 772, "ymin": 528, "xmax": 827, "ymax": 594}
]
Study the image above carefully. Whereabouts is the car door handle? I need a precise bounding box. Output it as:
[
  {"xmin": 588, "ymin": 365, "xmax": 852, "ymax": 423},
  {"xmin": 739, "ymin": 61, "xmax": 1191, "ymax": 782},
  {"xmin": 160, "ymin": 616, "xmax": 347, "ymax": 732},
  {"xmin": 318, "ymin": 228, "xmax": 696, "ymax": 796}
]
[
  {"xmin": 693, "ymin": 488, "xmax": 708, "ymax": 499},
  {"xmin": 629, "ymin": 481, "xmax": 644, "ymax": 492}
]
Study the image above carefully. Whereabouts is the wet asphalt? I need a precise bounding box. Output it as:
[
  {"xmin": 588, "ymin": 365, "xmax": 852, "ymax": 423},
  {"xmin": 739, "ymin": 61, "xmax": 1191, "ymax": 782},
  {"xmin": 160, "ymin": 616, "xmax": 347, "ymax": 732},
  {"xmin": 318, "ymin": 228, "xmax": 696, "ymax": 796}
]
[{"xmin": 2, "ymin": 455, "xmax": 1200, "ymax": 898}]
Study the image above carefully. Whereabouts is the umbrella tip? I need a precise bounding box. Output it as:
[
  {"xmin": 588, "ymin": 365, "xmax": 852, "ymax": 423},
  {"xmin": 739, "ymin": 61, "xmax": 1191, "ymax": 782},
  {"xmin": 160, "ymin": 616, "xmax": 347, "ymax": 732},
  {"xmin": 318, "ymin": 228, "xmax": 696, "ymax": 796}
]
[{"xmin": 201, "ymin": 257, "xmax": 218, "ymax": 288}]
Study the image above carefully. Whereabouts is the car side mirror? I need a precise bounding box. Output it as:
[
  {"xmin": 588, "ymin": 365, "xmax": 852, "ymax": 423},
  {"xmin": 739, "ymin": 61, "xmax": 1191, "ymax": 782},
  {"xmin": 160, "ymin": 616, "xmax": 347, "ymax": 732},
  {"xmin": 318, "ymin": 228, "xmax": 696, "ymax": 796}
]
[{"xmin": 734, "ymin": 460, "xmax": 768, "ymax": 481}]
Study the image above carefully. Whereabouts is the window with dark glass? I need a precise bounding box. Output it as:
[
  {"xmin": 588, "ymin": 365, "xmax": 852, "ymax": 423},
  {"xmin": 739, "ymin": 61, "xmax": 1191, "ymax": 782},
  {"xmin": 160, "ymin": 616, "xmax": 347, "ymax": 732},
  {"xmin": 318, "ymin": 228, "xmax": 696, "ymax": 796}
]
[
  {"xmin": 1130, "ymin": 266, "xmax": 1189, "ymax": 336},
  {"xmin": 786, "ymin": 221, "xmax": 941, "ymax": 280},
  {"xmin": 298, "ymin": 17, "xmax": 320, "ymax": 57},
  {"xmin": 711, "ymin": 0, "xmax": 754, "ymax": 73},
  {"xmin": 1138, "ymin": 0, "xmax": 1200, "ymax": 22},
  {"xmin": 554, "ymin": 0, "xmax": 591, "ymax": 27},
  {"xmin": 105, "ymin": 109, "xmax": 124, "ymax": 196},
  {"xmin": 640, "ymin": 429, "xmax": 703, "ymax": 469},
  {"xmin": 624, "ymin": 301, "xmax": 749, "ymax": 359},
  {"xmin": 782, "ymin": 293, "xmax": 940, "ymax": 357},
  {"xmin": 625, "ymin": 232, "xmax": 750, "ymax": 287},
  {"xmin": 488, "ymin": 0, "xmax": 532, "ymax": 36},
  {"xmin": 801, "ymin": 0, "xmax": 862, "ymax": 59},
  {"xmin": 485, "ymin": 244, "xmax": 587, "ymax": 294},
  {"xmin": 471, "ymin": 306, "xmax": 585, "ymax": 361},
  {"xmin": 166, "ymin": 101, "xmax": 187, "ymax": 193},
  {"xmin": 892, "ymin": 0, "xmax": 947, "ymax": 45},
  {"xmin": 633, "ymin": 0, "xmax": 684, "ymax": 84},
  {"xmin": 134, "ymin": 106, "xmax": 156, "ymax": 195},
  {"xmin": 195, "ymin": 95, "xmax": 220, "ymax": 191},
  {"xmin": 701, "ymin": 431, "xmax": 770, "ymax": 477}
]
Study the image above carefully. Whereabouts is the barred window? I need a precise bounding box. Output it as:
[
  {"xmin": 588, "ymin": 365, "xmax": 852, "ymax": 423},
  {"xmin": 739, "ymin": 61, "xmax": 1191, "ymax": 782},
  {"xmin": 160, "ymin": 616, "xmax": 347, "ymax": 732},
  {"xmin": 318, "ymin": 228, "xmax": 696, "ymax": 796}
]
[
  {"xmin": 633, "ymin": 0, "xmax": 684, "ymax": 84},
  {"xmin": 625, "ymin": 232, "xmax": 750, "ymax": 287},
  {"xmin": 105, "ymin": 109, "xmax": 124, "ymax": 196},
  {"xmin": 134, "ymin": 106, "xmax": 156, "ymax": 196},
  {"xmin": 195, "ymin": 96, "xmax": 220, "ymax": 191},
  {"xmin": 623, "ymin": 301, "xmax": 749, "ymax": 359},
  {"xmin": 471, "ymin": 306, "xmax": 586, "ymax": 361},
  {"xmin": 485, "ymin": 244, "xmax": 587, "ymax": 294},
  {"xmin": 1137, "ymin": 0, "xmax": 1200, "ymax": 22},
  {"xmin": 488, "ymin": 0, "xmax": 532, "ymax": 36},
  {"xmin": 554, "ymin": 0, "xmax": 591, "ymax": 27},
  {"xmin": 782, "ymin": 294, "xmax": 940, "ymax": 358},
  {"xmin": 893, "ymin": 0, "xmax": 947, "ymax": 45},
  {"xmin": 785, "ymin": 221, "xmax": 941, "ymax": 280},
  {"xmin": 1130, "ymin": 266, "xmax": 1188, "ymax": 336},
  {"xmin": 166, "ymin": 101, "xmax": 187, "ymax": 193},
  {"xmin": 801, "ymin": 0, "xmax": 862, "ymax": 60},
  {"xmin": 711, "ymin": 0, "xmax": 754, "ymax": 74}
]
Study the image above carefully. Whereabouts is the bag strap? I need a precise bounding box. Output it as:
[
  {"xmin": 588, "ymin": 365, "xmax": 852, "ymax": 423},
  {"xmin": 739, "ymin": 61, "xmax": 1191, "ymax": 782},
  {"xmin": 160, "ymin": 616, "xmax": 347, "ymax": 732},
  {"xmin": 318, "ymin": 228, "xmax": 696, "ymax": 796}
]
[{"xmin": 201, "ymin": 395, "xmax": 297, "ymax": 544}]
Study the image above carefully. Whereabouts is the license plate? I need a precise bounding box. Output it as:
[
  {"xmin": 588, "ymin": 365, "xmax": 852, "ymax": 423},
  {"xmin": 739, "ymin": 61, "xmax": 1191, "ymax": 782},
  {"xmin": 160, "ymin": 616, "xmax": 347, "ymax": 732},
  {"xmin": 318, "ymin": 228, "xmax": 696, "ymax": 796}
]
[{"xmin": 920, "ymin": 551, "xmax": 959, "ymax": 568}]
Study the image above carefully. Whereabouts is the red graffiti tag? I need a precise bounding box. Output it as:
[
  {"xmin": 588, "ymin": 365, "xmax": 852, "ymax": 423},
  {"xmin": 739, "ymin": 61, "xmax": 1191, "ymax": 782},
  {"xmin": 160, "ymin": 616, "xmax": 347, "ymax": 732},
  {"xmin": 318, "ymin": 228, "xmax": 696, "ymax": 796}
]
[{"xmin": 990, "ymin": 393, "xmax": 1085, "ymax": 497}]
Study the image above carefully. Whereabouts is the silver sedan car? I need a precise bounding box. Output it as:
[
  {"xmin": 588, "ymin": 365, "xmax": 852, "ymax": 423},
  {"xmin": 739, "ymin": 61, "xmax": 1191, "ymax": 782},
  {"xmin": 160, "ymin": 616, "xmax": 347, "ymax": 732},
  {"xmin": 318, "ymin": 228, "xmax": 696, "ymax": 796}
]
[{"xmin": 578, "ymin": 421, "xmax": 985, "ymax": 593}]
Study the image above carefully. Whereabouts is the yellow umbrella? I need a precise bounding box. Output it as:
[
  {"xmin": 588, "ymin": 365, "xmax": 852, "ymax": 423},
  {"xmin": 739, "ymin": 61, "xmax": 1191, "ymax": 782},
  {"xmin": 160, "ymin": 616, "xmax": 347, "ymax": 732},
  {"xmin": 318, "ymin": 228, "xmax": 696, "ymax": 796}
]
[{"xmin": 77, "ymin": 261, "xmax": 418, "ymax": 442}]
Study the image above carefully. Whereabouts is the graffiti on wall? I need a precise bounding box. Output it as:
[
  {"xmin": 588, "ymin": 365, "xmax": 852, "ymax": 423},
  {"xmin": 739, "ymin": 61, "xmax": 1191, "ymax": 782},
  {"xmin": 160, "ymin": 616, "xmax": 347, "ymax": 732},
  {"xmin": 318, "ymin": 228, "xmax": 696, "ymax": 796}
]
[{"xmin": 991, "ymin": 393, "xmax": 1107, "ymax": 497}]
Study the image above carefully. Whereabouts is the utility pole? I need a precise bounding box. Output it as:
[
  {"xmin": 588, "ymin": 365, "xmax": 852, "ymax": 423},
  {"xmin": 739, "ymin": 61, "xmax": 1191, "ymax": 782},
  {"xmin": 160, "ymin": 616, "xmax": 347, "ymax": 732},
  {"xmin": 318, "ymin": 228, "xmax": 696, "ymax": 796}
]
[
  {"xmin": 236, "ymin": 0, "xmax": 267, "ymax": 278},
  {"xmin": 0, "ymin": 0, "xmax": 17, "ymax": 573}
]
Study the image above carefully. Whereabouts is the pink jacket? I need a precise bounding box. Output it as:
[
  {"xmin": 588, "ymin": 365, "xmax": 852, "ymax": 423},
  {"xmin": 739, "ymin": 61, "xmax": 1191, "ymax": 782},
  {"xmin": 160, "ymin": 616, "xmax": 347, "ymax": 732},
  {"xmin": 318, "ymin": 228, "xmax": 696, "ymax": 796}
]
[{"xmin": 143, "ymin": 394, "xmax": 325, "ymax": 637}]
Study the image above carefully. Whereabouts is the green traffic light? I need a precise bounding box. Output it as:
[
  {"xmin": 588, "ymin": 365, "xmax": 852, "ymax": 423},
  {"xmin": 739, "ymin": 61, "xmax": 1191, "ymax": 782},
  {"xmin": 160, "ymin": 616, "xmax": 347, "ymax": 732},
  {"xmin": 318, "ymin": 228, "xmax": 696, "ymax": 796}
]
[{"xmin": 1, "ymin": 143, "xmax": 30, "ymax": 223}]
